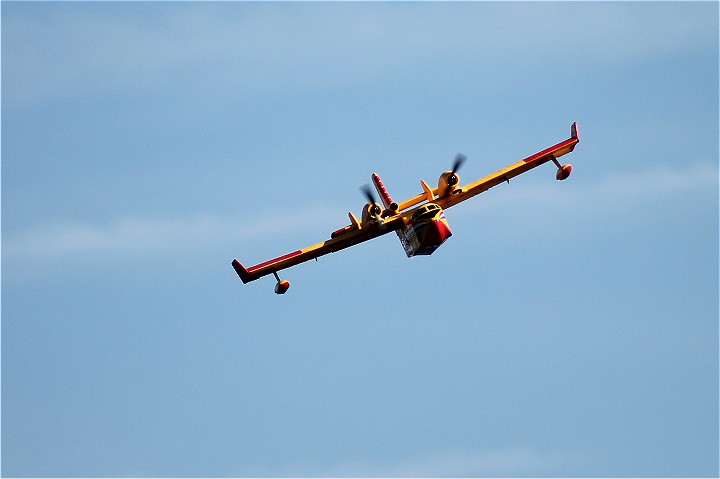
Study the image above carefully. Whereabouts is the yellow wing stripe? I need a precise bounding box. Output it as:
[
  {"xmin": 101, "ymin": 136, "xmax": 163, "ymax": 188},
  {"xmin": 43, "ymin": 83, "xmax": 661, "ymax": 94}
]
[
  {"xmin": 398, "ymin": 123, "xmax": 579, "ymax": 212},
  {"xmin": 233, "ymin": 216, "xmax": 405, "ymax": 283},
  {"xmin": 438, "ymin": 133, "xmax": 579, "ymax": 210}
]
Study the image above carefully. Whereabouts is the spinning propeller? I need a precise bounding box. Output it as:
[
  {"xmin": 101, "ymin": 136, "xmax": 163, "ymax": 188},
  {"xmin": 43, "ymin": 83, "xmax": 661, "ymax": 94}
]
[
  {"xmin": 447, "ymin": 153, "xmax": 467, "ymax": 186},
  {"xmin": 361, "ymin": 184, "xmax": 382, "ymax": 219}
]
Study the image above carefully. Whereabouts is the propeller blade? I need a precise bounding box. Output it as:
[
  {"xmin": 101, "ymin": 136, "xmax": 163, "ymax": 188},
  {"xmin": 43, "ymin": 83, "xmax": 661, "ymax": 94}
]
[
  {"xmin": 360, "ymin": 184, "xmax": 382, "ymax": 217},
  {"xmin": 451, "ymin": 153, "xmax": 467, "ymax": 174},
  {"xmin": 361, "ymin": 184, "xmax": 378, "ymax": 205}
]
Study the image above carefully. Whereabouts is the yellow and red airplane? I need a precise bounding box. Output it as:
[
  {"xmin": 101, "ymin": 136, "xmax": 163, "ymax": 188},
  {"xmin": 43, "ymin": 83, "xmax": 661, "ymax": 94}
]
[{"xmin": 232, "ymin": 122, "xmax": 580, "ymax": 294}]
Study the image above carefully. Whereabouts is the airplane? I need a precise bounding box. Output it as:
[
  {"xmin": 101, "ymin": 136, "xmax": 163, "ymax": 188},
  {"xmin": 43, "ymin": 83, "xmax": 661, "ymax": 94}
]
[{"xmin": 232, "ymin": 122, "xmax": 580, "ymax": 294}]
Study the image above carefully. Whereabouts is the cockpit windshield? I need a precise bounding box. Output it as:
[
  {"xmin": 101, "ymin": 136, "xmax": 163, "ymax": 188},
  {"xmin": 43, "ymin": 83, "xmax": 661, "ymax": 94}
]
[{"xmin": 412, "ymin": 203, "xmax": 441, "ymax": 221}]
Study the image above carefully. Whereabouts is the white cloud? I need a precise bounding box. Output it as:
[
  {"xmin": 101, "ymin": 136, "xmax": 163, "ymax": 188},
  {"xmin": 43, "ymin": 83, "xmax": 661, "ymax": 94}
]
[
  {"xmin": 245, "ymin": 446, "xmax": 587, "ymax": 477},
  {"xmin": 455, "ymin": 162, "xmax": 718, "ymax": 218},
  {"xmin": 2, "ymin": 205, "xmax": 345, "ymax": 272},
  {"xmin": 381, "ymin": 447, "xmax": 586, "ymax": 477},
  {"xmin": 5, "ymin": 163, "xmax": 715, "ymax": 277}
]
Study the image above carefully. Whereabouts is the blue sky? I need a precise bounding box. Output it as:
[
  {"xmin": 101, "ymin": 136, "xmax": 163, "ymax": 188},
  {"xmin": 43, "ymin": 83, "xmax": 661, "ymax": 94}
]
[{"xmin": 2, "ymin": 2, "xmax": 718, "ymax": 477}]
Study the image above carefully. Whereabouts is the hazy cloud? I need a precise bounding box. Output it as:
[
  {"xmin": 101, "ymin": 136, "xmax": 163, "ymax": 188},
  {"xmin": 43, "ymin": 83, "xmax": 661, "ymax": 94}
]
[
  {"xmin": 2, "ymin": 205, "xmax": 343, "ymax": 270},
  {"xmin": 4, "ymin": 3, "xmax": 714, "ymax": 106},
  {"xmin": 5, "ymin": 164, "xmax": 714, "ymax": 280},
  {"xmin": 457, "ymin": 162, "xmax": 718, "ymax": 216},
  {"xmin": 246, "ymin": 446, "xmax": 587, "ymax": 477}
]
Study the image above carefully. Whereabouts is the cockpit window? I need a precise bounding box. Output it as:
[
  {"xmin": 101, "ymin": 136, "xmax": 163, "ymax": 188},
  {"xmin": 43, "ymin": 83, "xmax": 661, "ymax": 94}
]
[{"xmin": 412, "ymin": 203, "xmax": 441, "ymax": 221}]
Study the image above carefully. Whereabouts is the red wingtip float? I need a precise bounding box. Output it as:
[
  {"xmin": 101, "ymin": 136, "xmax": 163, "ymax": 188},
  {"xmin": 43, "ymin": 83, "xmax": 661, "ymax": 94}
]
[{"xmin": 232, "ymin": 123, "xmax": 580, "ymax": 294}]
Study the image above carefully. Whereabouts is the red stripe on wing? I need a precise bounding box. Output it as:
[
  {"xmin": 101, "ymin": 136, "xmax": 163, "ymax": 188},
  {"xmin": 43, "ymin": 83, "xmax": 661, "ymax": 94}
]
[
  {"xmin": 522, "ymin": 137, "xmax": 577, "ymax": 164},
  {"xmin": 247, "ymin": 250, "xmax": 303, "ymax": 273}
]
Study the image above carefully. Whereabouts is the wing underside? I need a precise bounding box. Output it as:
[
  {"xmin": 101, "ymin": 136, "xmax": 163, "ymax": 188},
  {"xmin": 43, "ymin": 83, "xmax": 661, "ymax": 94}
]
[
  {"xmin": 232, "ymin": 216, "xmax": 404, "ymax": 283},
  {"xmin": 437, "ymin": 122, "xmax": 579, "ymax": 209}
]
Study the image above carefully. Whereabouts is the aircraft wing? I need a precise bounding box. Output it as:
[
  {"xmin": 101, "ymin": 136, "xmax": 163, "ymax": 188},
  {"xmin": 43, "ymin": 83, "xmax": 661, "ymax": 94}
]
[
  {"xmin": 233, "ymin": 123, "xmax": 580, "ymax": 288},
  {"xmin": 425, "ymin": 122, "xmax": 580, "ymax": 212},
  {"xmin": 232, "ymin": 215, "xmax": 405, "ymax": 283}
]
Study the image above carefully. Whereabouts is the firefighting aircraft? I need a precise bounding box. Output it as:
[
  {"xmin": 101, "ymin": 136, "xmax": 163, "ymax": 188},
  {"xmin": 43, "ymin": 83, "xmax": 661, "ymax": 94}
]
[{"xmin": 232, "ymin": 122, "xmax": 580, "ymax": 293}]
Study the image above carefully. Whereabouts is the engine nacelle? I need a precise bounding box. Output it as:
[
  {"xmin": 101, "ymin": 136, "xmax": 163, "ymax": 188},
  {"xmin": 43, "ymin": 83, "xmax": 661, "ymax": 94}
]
[
  {"xmin": 437, "ymin": 171, "xmax": 460, "ymax": 197},
  {"xmin": 361, "ymin": 202, "xmax": 382, "ymax": 225},
  {"xmin": 381, "ymin": 202, "xmax": 399, "ymax": 218}
]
